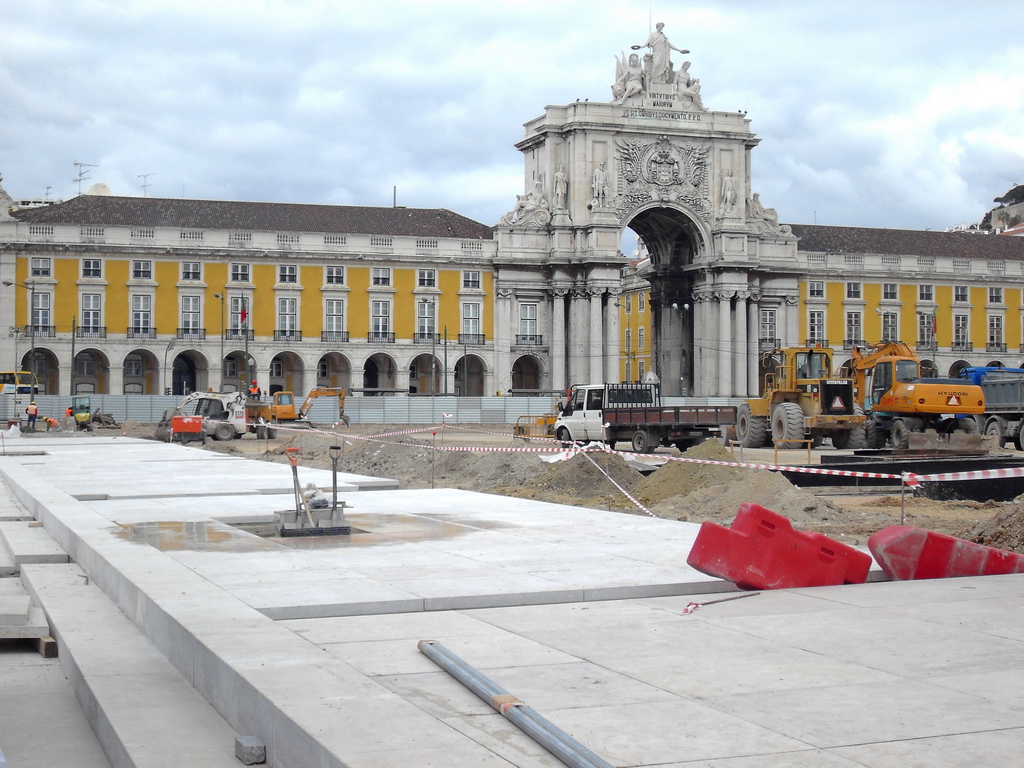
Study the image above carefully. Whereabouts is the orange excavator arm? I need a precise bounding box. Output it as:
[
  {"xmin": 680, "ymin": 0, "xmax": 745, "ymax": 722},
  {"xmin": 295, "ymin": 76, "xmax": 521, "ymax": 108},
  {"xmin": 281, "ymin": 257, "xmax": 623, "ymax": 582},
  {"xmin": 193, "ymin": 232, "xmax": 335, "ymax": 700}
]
[{"xmin": 298, "ymin": 387, "xmax": 347, "ymax": 419}]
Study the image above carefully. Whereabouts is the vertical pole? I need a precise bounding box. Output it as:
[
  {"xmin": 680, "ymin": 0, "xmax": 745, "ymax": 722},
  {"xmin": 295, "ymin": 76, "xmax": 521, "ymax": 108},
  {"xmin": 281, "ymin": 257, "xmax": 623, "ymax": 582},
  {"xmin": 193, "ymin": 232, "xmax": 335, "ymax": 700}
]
[
  {"xmin": 29, "ymin": 284, "xmax": 36, "ymax": 396},
  {"xmin": 243, "ymin": 294, "xmax": 250, "ymax": 391},
  {"xmin": 443, "ymin": 327, "xmax": 449, "ymax": 395},
  {"xmin": 900, "ymin": 475, "xmax": 906, "ymax": 526},
  {"xmin": 71, "ymin": 317, "xmax": 77, "ymax": 397}
]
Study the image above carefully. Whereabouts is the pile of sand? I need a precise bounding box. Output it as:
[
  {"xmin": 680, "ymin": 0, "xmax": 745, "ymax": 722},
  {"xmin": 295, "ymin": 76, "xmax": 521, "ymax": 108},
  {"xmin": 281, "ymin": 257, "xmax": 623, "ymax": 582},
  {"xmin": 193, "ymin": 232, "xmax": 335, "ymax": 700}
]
[{"xmin": 958, "ymin": 499, "xmax": 1024, "ymax": 554}]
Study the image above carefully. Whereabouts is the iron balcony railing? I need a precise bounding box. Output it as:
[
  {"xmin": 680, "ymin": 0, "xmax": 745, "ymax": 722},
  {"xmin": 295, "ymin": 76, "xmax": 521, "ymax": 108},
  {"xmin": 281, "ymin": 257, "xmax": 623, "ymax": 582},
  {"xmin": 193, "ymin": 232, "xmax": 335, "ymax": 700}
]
[
  {"xmin": 224, "ymin": 328, "xmax": 254, "ymax": 341},
  {"xmin": 321, "ymin": 330, "xmax": 349, "ymax": 343},
  {"xmin": 843, "ymin": 338, "xmax": 863, "ymax": 350},
  {"xmin": 126, "ymin": 327, "xmax": 157, "ymax": 339},
  {"xmin": 274, "ymin": 329, "xmax": 302, "ymax": 341},
  {"xmin": 804, "ymin": 337, "xmax": 828, "ymax": 347},
  {"xmin": 177, "ymin": 327, "xmax": 206, "ymax": 340},
  {"xmin": 987, "ymin": 342, "xmax": 1007, "ymax": 353},
  {"xmin": 21, "ymin": 325, "xmax": 56, "ymax": 338},
  {"xmin": 515, "ymin": 334, "xmax": 544, "ymax": 345},
  {"xmin": 759, "ymin": 337, "xmax": 781, "ymax": 351},
  {"xmin": 76, "ymin": 326, "xmax": 107, "ymax": 339},
  {"xmin": 952, "ymin": 340, "xmax": 973, "ymax": 352},
  {"xmin": 368, "ymin": 331, "xmax": 396, "ymax": 343},
  {"xmin": 413, "ymin": 333, "xmax": 441, "ymax": 344},
  {"xmin": 459, "ymin": 333, "xmax": 486, "ymax": 345}
]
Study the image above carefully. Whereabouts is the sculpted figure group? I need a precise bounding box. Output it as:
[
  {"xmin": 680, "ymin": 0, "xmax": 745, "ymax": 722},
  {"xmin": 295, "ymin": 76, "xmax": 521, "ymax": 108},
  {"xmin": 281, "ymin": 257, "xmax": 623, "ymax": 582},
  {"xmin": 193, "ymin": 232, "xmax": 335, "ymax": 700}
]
[{"xmin": 610, "ymin": 22, "xmax": 706, "ymax": 112}]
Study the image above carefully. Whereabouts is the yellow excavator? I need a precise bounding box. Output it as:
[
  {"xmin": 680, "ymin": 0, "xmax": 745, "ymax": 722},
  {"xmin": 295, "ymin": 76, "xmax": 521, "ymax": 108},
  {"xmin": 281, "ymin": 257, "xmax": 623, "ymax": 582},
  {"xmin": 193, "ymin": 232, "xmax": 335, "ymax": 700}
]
[
  {"xmin": 246, "ymin": 387, "xmax": 349, "ymax": 427},
  {"xmin": 846, "ymin": 342, "xmax": 984, "ymax": 448}
]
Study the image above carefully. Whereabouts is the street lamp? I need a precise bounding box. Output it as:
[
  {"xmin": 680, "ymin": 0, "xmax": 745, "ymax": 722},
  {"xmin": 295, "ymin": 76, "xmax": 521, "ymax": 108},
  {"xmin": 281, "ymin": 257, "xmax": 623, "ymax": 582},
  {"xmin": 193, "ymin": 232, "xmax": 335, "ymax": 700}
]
[
  {"xmin": 214, "ymin": 291, "xmax": 226, "ymax": 389},
  {"xmin": 163, "ymin": 338, "xmax": 176, "ymax": 396},
  {"xmin": 3, "ymin": 280, "xmax": 37, "ymax": 394}
]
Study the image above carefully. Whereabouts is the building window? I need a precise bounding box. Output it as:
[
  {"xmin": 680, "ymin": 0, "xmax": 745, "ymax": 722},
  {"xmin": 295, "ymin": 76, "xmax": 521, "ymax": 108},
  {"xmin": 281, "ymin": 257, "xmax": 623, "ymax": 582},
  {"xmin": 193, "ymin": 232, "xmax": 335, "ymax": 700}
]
[
  {"xmin": 638, "ymin": 293, "xmax": 645, "ymax": 312},
  {"xmin": 124, "ymin": 353, "xmax": 143, "ymax": 377},
  {"xmin": 317, "ymin": 358, "xmax": 329, "ymax": 378},
  {"xmin": 954, "ymin": 314, "xmax": 969, "ymax": 347},
  {"xmin": 881, "ymin": 312, "xmax": 898, "ymax": 342},
  {"xmin": 278, "ymin": 297, "xmax": 297, "ymax": 332},
  {"xmin": 132, "ymin": 260, "xmax": 152, "ymax": 280},
  {"xmin": 808, "ymin": 281, "xmax": 824, "ymax": 298},
  {"xmin": 989, "ymin": 287, "xmax": 1003, "ymax": 304},
  {"xmin": 462, "ymin": 302, "xmax": 481, "ymax": 335},
  {"xmin": 325, "ymin": 266, "xmax": 344, "ymax": 285},
  {"xmin": 372, "ymin": 268, "xmax": 391, "ymax": 286},
  {"xmin": 132, "ymin": 295, "xmax": 152, "ymax": 329},
  {"xmin": 883, "ymin": 283, "xmax": 898, "ymax": 301},
  {"xmin": 625, "ymin": 295, "xmax": 632, "ymax": 314},
  {"xmin": 82, "ymin": 259, "xmax": 102, "ymax": 278},
  {"xmin": 230, "ymin": 296, "xmax": 247, "ymax": 330},
  {"xmin": 230, "ymin": 263, "xmax": 250, "ymax": 283},
  {"xmin": 919, "ymin": 284, "xmax": 933, "ymax": 302},
  {"xmin": 989, "ymin": 315, "xmax": 1003, "ymax": 346},
  {"xmin": 638, "ymin": 327, "xmax": 645, "ymax": 350},
  {"xmin": 76, "ymin": 353, "xmax": 95, "ymax": 377},
  {"xmin": 30, "ymin": 257, "xmax": 51, "ymax": 277},
  {"xmin": 638, "ymin": 360, "xmax": 645, "ymax": 379},
  {"xmin": 371, "ymin": 300, "xmax": 391, "ymax": 336},
  {"xmin": 270, "ymin": 358, "xmax": 284, "ymax": 378},
  {"xmin": 462, "ymin": 270, "xmax": 480, "ymax": 289},
  {"xmin": 520, "ymin": 303, "xmax": 537, "ymax": 336},
  {"xmin": 846, "ymin": 282, "xmax": 861, "ymax": 299},
  {"xmin": 760, "ymin": 309, "xmax": 777, "ymax": 343},
  {"xmin": 954, "ymin": 285, "xmax": 968, "ymax": 303},
  {"xmin": 417, "ymin": 300, "xmax": 436, "ymax": 335},
  {"xmin": 418, "ymin": 269, "xmax": 436, "ymax": 288},
  {"xmin": 31, "ymin": 292, "xmax": 50, "ymax": 329},
  {"xmin": 846, "ymin": 312, "xmax": 862, "ymax": 345},
  {"xmin": 808, "ymin": 311, "xmax": 824, "ymax": 342},
  {"xmin": 278, "ymin": 265, "xmax": 297, "ymax": 284},
  {"xmin": 181, "ymin": 262, "xmax": 201, "ymax": 281},
  {"xmin": 223, "ymin": 358, "xmax": 237, "ymax": 378},
  {"xmin": 82, "ymin": 294, "xmax": 101, "ymax": 329},
  {"xmin": 918, "ymin": 313, "xmax": 935, "ymax": 346},
  {"xmin": 625, "ymin": 328, "xmax": 632, "ymax": 351},
  {"xmin": 181, "ymin": 296, "xmax": 201, "ymax": 330},
  {"xmin": 325, "ymin": 299, "xmax": 345, "ymax": 332}
]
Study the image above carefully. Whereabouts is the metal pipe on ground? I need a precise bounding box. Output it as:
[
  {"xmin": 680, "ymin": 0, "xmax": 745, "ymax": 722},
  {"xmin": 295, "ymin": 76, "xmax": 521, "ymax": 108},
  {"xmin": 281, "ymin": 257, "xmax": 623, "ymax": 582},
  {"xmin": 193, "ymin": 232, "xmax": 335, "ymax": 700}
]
[{"xmin": 417, "ymin": 640, "xmax": 612, "ymax": 768}]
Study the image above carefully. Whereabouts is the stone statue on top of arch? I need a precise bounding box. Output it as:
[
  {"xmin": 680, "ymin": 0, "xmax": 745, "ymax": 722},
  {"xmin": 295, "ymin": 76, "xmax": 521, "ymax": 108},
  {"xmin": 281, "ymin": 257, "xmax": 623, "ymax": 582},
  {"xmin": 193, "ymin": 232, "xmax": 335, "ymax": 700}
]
[{"xmin": 633, "ymin": 22, "xmax": 689, "ymax": 85}]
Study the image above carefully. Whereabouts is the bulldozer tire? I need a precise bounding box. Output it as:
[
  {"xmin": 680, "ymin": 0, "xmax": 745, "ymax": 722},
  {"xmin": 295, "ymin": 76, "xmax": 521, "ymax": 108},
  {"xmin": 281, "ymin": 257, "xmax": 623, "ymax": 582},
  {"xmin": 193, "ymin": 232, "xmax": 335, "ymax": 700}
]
[
  {"xmin": 891, "ymin": 419, "xmax": 911, "ymax": 449},
  {"xmin": 864, "ymin": 418, "xmax": 887, "ymax": 449},
  {"xmin": 771, "ymin": 403, "xmax": 805, "ymax": 449},
  {"xmin": 831, "ymin": 430, "xmax": 851, "ymax": 450},
  {"xmin": 847, "ymin": 405, "xmax": 868, "ymax": 449},
  {"xmin": 631, "ymin": 429, "xmax": 653, "ymax": 454},
  {"xmin": 213, "ymin": 423, "xmax": 234, "ymax": 442},
  {"xmin": 736, "ymin": 403, "xmax": 768, "ymax": 448}
]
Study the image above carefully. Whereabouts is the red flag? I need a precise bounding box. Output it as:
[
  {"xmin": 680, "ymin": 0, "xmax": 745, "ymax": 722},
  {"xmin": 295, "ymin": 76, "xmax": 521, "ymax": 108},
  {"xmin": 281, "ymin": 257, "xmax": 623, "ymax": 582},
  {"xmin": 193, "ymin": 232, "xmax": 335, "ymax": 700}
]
[{"xmin": 240, "ymin": 306, "xmax": 248, "ymax": 325}]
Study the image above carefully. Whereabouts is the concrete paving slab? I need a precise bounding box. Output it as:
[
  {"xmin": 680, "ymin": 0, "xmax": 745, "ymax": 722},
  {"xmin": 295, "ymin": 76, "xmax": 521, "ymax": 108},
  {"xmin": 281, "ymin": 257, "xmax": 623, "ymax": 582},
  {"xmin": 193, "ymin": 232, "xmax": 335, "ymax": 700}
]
[
  {"xmin": 0, "ymin": 522, "xmax": 68, "ymax": 566},
  {"xmin": 830, "ymin": 729, "xmax": 1024, "ymax": 767}
]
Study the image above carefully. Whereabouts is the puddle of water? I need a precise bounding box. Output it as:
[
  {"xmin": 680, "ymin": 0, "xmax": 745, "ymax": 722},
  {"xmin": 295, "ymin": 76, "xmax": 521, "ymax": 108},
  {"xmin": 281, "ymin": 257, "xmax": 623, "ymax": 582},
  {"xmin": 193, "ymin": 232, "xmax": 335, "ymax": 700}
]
[{"xmin": 114, "ymin": 521, "xmax": 280, "ymax": 552}]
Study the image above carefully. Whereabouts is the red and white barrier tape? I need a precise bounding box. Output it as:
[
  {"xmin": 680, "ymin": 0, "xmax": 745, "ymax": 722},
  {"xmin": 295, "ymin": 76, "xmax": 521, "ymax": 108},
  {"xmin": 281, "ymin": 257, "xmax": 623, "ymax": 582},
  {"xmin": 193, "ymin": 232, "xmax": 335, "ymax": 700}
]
[
  {"xmin": 576, "ymin": 447, "xmax": 657, "ymax": 518},
  {"xmin": 914, "ymin": 466, "xmax": 1024, "ymax": 484}
]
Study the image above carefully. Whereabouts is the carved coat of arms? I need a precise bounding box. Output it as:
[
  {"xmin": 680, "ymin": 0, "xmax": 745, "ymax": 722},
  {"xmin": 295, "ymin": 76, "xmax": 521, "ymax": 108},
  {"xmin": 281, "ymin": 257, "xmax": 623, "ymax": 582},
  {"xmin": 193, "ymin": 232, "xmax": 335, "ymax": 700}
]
[{"xmin": 613, "ymin": 136, "xmax": 709, "ymax": 218}]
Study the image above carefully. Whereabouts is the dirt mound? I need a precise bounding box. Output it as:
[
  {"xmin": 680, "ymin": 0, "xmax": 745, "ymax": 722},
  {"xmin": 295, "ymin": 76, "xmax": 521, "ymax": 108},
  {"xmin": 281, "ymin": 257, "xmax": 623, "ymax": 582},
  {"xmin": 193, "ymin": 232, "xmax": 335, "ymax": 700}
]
[
  {"xmin": 958, "ymin": 500, "xmax": 1024, "ymax": 554},
  {"xmin": 637, "ymin": 442, "xmax": 744, "ymax": 506},
  {"xmin": 495, "ymin": 451, "xmax": 645, "ymax": 511}
]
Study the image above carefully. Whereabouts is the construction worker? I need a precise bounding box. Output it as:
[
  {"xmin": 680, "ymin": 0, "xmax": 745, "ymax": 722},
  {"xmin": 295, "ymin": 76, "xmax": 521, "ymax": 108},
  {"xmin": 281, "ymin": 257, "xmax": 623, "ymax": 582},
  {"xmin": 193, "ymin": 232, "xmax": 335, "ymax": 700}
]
[
  {"xmin": 25, "ymin": 401, "xmax": 38, "ymax": 431},
  {"xmin": 248, "ymin": 380, "xmax": 262, "ymax": 400}
]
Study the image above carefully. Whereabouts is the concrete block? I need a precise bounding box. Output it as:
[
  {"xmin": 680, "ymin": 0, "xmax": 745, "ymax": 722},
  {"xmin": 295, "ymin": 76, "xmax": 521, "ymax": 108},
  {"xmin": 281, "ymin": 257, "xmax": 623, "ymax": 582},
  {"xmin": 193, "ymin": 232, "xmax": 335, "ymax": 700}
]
[
  {"xmin": 234, "ymin": 736, "xmax": 266, "ymax": 765},
  {"xmin": 0, "ymin": 521, "xmax": 69, "ymax": 566}
]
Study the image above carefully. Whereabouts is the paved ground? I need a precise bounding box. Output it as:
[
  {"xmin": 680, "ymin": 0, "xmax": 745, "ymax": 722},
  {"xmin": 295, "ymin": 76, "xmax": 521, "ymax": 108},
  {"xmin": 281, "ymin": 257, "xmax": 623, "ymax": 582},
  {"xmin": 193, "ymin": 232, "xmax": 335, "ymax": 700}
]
[{"xmin": 1, "ymin": 434, "xmax": 1023, "ymax": 766}]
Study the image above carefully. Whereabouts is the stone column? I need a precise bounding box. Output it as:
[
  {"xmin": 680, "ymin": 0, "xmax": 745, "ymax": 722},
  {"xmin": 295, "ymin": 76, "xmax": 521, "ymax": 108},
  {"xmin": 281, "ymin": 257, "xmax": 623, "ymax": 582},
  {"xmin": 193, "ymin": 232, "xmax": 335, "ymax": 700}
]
[
  {"xmin": 747, "ymin": 299, "xmax": 760, "ymax": 396},
  {"xmin": 734, "ymin": 294, "xmax": 748, "ymax": 397},
  {"xmin": 108, "ymin": 359, "xmax": 124, "ymax": 396},
  {"xmin": 567, "ymin": 289, "xmax": 588, "ymax": 384},
  {"xmin": 494, "ymin": 287, "xmax": 513, "ymax": 393},
  {"xmin": 589, "ymin": 290, "xmax": 604, "ymax": 383},
  {"xmin": 785, "ymin": 296, "xmax": 799, "ymax": 347},
  {"xmin": 693, "ymin": 295, "xmax": 710, "ymax": 396},
  {"xmin": 550, "ymin": 289, "xmax": 567, "ymax": 392},
  {"xmin": 604, "ymin": 289, "xmax": 620, "ymax": 383},
  {"xmin": 717, "ymin": 293, "xmax": 732, "ymax": 397}
]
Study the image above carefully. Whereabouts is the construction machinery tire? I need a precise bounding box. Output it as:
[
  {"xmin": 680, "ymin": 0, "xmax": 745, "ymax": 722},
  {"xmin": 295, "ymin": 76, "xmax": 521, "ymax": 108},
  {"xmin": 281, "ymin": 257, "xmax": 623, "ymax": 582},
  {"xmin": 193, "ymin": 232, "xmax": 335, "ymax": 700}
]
[
  {"xmin": 266, "ymin": 428, "xmax": 277, "ymax": 440},
  {"xmin": 864, "ymin": 418, "xmax": 887, "ymax": 449},
  {"xmin": 831, "ymin": 430, "xmax": 851, "ymax": 450},
  {"xmin": 891, "ymin": 419, "xmax": 911, "ymax": 450},
  {"xmin": 771, "ymin": 402, "xmax": 805, "ymax": 449},
  {"xmin": 847, "ymin": 405, "xmax": 868, "ymax": 449},
  {"xmin": 631, "ymin": 429, "xmax": 654, "ymax": 454},
  {"xmin": 958, "ymin": 417, "xmax": 979, "ymax": 435},
  {"xmin": 736, "ymin": 402, "xmax": 768, "ymax": 448},
  {"xmin": 984, "ymin": 418, "xmax": 1007, "ymax": 448},
  {"xmin": 255, "ymin": 425, "xmax": 268, "ymax": 440},
  {"xmin": 213, "ymin": 423, "xmax": 234, "ymax": 442},
  {"xmin": 1014, "ymin": 429, "xmax": 1024, "ymax": 452}
]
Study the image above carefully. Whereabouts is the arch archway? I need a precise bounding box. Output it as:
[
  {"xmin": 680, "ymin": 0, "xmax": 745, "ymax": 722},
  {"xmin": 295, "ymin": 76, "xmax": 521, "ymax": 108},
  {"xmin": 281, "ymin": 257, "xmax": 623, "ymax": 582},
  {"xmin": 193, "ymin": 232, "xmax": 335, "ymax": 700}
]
[
  {"xmin": 269, "ymin": 351, "xmax": 304, "ymax": 395},
  {"xmin": 408, "ymin": 354, "xmax": 441, "ymax": 394},
  {"xmin": 123, "ymin": 349, "xmax": 160, "ymax": 394},
  {"xmin": 948, "ymin": 359, "xmax": 972, "ymax": 378},
  {"xmin": 455, "ymin": 354, "xmax": 486, "ymax": 396},
  {"xmin": 316, "ymin": 353, "xmax": 351, "ymax": 389},
  {"xmin": 73, "ymin": 349, "xmax": 110, "ymax": 394},
  {"xmin": 622, "ymin": 204, "xmax": 707, "ymax": 396},
  {"xmin": 223, "ymin": 349, "xmax": 256, "ymax": 392},
  {"xmin": 985, "ymin": 360, "xmax": 1006, "ymax": 369},
  {"xmin": 363, "ymin": 354, "xmax": 396, "ymax": 394},
  {"xmin": 19, "ymin": 348, "xmax": 58, "ymax": 394},
  {"xmin": 172, "ymin": 351, "xmax": 208, "ymax": 396},
  {"xmin": 511, "ymin": 354, "xmax": 543, "ymax": 392},
  {"xmin": 919, "ymin": 359, "xmax": 938, "ymax": 378}
]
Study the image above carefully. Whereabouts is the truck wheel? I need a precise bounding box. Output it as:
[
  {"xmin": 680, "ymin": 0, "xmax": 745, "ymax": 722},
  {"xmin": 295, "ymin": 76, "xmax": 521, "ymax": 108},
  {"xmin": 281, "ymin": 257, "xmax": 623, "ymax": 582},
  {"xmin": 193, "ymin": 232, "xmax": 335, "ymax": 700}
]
[
  {"xmin": 846, "ymin": 405, "xmax": 867, "ymax": 449},
  {"xmin": 631, "ymin": 430, "xmax": 653, "ymax": 453},
  {"xmin": 831, "ymin": 430, "xmax": 851, "ymax": 450},
  {"xmin": 864, "ymin": 418, "xmax": 887, "ymax": 449},
  {"xmin": 736, "ymin": 403, "xmax": 768, "ymax": 448},
  {"xmin": 214, "ymin": 423, "xmax": 234, "ymax": 442},
  {"xmin": 556, "ymin": 427, "xmax": 573, "ymax": 447},
  {"xmin": 891, "ymin": 419, "xmax": 910, "ymax": 449},
  {"xmin": 984, "ymin": 418, "xmax": 1007, "ymax": 448},
  {"xmin": 1015, "ymin": 429, "xmax": 1024, "ymax": 452},
  {"xmin": 958, "ymin": 417, "xmax": 979, "ymax": 435},
  {"xmin": 771, "ymin": 403, "xmax": 805, "ymax": 449}
]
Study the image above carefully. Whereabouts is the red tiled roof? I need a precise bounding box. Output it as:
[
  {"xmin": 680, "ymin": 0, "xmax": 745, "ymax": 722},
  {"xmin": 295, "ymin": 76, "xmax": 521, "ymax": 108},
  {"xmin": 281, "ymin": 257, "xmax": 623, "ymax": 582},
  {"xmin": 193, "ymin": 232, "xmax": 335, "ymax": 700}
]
[
  {"xmin": 11, "ymin": 195, "xmax": 494, "ymax": 240},
  {"xmin": 788, "ymin": 223, "xmax": 1024, "ymax": 260}
]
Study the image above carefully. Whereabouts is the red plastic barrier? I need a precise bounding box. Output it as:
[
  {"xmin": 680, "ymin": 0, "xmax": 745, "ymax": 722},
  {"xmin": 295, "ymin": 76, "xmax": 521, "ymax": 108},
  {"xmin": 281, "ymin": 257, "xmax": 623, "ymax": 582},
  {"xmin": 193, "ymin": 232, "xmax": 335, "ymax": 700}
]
[
  {"xmin": 868, "ymin": 526, "xmax": 1024, "ymax": 581},
  {"xmin": 686, "ymin": 503, "xmax": 872, "ymax": 590}
]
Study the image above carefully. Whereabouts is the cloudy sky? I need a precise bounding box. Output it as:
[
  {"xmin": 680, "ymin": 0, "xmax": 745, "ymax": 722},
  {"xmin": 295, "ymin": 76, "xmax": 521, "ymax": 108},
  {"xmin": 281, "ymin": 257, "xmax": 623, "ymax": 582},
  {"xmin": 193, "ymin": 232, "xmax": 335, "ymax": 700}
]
[{"xmin": 2, "ymin": 0, "xmax": 1022, "ymax": 232}]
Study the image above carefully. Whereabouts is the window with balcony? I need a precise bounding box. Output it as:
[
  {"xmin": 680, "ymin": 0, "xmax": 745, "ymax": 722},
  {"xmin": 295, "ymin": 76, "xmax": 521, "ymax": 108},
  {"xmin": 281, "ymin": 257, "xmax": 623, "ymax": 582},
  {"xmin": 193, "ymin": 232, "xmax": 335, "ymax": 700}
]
[
  {"xmin": 82, "ymin": 259, "xmax": 102, "ymax": 278},
  {"xmin": 808, "ymin": 311, "xmax": 825, "ymax": 343},
  {"xmin": 323, "ymin": 299, "xmax": 346, "ymax": 342},
  {"xmin": 846, "ymin": 282, "xmax": 861, "ymax": 299},
  {"xmin": 418, "ymin": 269, "xmax": 436, "ymax": 288},
  {"xmin": 277, "ymin": 297, "xmax": 298, "ymax": 339},
  {"xmin": 918, "ymin": 313, "xmax": 935, "ymax": 349},
  {"xmin": 31, "ymin": 292, "xmax": 50, "ymax": 331},
  {"xmin": 30, "ymin": 257, "xmax": 50, "ymax": 277},
  {"xmin": 370, "ymin": 300, "xmax": 391, "ymax": 341},
  {"xmin": 954, "ymin": 314, "xmax": 970, "ymax": 350},
  {"xmin": 181, "ymin": 262, "xmax": 201, "ymax": 281},
  {"xmin": 82, "ymin": 294, "xmax": 102, "ymax": 335},
  {"xmin": 883, "ymin": 283, "xmax": 898, "ymax": 300},
  {"xmin": 278, "ymin": 265, "xmax": 297, "ymax": 284},
  {"xmin": 131, "ymin": 295, "xmax": 152, "ymax": 335},
  {"xmin": 416, "ymin": 300, "xmax": 436, "ymax": 342},
  {"xmin": 760, "ymin": 309, "xmax": 777, "ymax": 347},
  {"xmin": 325, "ymin": 266, "xmax": 344, "ymax": 285},
  {"xmin": 230, "ymin": 263, "xmax": 250, "ymax": 283},
  {"xmin": 132, "ymin": 260, "xmax": 152, "ymax": 280},
  {"xmin": 181, "ymin": 295, "xmax": 201, "ymax": 333},
  {"xmin": 989, "ymin": 315, "xmax": 1004, "ymax": 351},
  {"xmin": 463, "ymin": 303, "xmax": 481, "ymax": 335},
  {"xmin": 845, "ymin": 311, "xmax": 862, "ymax": 347},
  {"xmin": 371, "ymin": 268, "xmax": 391, "ymax": 287},
  {"xmin": 519, "ymin": 303, "xmax": 537, "ymax": 340},
  {"xmin": 881, "ymin": 312, "xmax": 898, "ymax": 342},
  {"xmin": 462, "ymin": 270, "xmax": 480, "ymax": 289},
  {"xmin": 638, "ymin": 293, "xmax": 645, "ymax": 312}
]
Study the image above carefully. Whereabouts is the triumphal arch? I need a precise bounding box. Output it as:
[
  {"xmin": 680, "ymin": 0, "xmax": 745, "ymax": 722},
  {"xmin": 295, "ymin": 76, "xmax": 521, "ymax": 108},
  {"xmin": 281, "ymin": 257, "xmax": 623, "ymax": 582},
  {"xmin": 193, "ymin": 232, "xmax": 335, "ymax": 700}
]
[{"xmin": 493, "ymin": 23, "xmax": 798, "ymax": 397}]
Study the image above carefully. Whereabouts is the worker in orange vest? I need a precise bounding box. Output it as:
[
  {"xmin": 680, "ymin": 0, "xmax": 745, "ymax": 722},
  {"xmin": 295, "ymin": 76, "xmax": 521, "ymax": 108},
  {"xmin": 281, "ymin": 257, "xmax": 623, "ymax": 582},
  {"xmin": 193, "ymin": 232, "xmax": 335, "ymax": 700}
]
[
  {"xmin": 25, "ymin": 401, "xmax": 38, "ymax": 431},
  {"xmin": 248, "ymin": 380, "xmax": 262, "ymax": 400}
]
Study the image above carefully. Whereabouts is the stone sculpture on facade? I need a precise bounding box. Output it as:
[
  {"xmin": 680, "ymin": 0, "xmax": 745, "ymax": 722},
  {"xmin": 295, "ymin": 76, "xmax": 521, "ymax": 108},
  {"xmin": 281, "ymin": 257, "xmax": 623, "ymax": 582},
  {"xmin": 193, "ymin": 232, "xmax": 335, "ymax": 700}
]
[
  {"xmin": 633, "ymin": 22, "xmax": 689, "ymax": 85},
  {"xmin": 498, "ymin": 181, "xmax": 551, "ymax": 227},
  {"xmin": 591, "ymin": 163, "xmax": 611, "ymax": 208},
  {"xmin": 611, "ymin": 53, "xmax": 645, "ymax": 104},
  {"xmin": 615, "ymin": 136, "xmax": 710, "ymax": 218},
  {"xmin": 0, "ymin": 174, "xmax": 13, "ymax": 220},
  {"xmin": 747, "ymin": 192, "xmax": 793, "ymax": 236},
  {"xmin": 674, "ymin": 62, "xmax": 706, "ymax": 112},
  {"xmin": 553, "ymin": 165, "xmax": 568, "ymax": 210},
  {"xmin": 720, "ymin": 170, "xmax": 739, "ymax": 216}
]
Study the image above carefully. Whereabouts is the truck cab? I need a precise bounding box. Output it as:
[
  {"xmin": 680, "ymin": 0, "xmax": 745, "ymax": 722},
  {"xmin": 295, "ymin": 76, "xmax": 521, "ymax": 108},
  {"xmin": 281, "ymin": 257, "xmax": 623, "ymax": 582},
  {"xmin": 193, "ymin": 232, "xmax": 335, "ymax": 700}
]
[{"xmin": 558, "ymin": 384, "xmax": 612, "ymax": 442}]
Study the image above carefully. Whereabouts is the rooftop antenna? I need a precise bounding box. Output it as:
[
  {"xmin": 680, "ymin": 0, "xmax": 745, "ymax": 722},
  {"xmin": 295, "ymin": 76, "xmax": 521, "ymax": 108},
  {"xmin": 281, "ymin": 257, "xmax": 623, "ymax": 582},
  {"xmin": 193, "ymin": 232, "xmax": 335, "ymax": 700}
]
[
  {"xmin": 139, "ymin": 173, "xmax": 154, "ymax": 197},
  {"xmin": 73, "ymin": 162, "xmax": 98, "ymax": 195},
  {"xmin": 44, "ymin": 186, "xmax": 51, "ymax": 201},
  {"xmin": 393, "ymin": 185, "xmax": 397, "ymax": 207}
]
